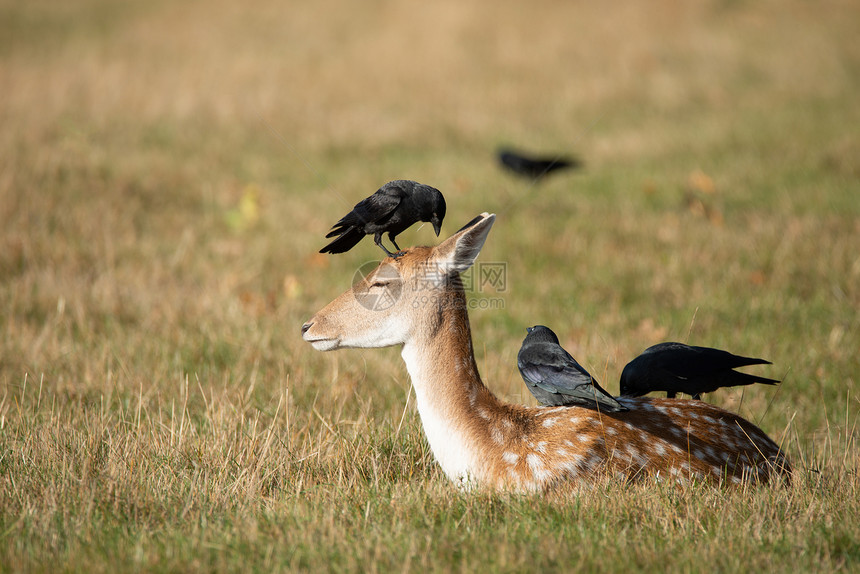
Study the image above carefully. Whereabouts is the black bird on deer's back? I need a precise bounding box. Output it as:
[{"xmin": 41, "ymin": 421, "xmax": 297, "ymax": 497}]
[
  {"xmin": 497, "ymin": 148, "xmax": 580, "ymax": 180},
  {"xmin": 320, "ymin": 180, "xmax": 446, "ymax": 257},
  {"xmin": 619, "ymin": 342, "xmax": 780, "ymax": 400},
  {"xmin": 517, "ymin": 325, "xmax": 627, "ymax": 412}
]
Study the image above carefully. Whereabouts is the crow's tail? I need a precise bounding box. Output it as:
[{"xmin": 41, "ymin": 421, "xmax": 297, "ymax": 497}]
[
  {"xmin": 595, "ymin": 394, "xmax": 629, "ymax": 413},
  {"xmin": 729, "ymin": 371, "xmax": 781, "ymax": 387},
  {"xmin": 588, "ymin": 378, "xmax": 630, "ymax": 412},
  {"xmin": 320, "ymin": 227, "xmax": 364, "ymax": 254}
]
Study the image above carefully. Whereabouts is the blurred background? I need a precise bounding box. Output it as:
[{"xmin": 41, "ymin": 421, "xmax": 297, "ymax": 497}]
[
  {"xmin": 2, "ymin": 1, "xmax": 860, "ymax": 569},
  {"xmin": 2, "ymin": 0, "xmax": 858, "ymax": 442}
]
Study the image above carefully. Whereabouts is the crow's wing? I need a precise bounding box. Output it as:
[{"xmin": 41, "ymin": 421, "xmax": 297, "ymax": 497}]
[
  {"xmin": 643, "ymin": 343, "xmax": 770, "ymax": 379},
  {"xmin": 518, "ymin": 343, "xmax": 626, "ymax": 411},
  {"xmin": 518, "ymin": 343, "xmax": 594, "ymax": 394},
  {"xmin": 326, "ymin": 186, "xmax": 405, "ymax": 236}
]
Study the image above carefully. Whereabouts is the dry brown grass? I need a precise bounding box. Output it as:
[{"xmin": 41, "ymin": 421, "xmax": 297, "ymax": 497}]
[{"xmin": 1, "ymin": 0, "xmax": 859, "ymax": 571}]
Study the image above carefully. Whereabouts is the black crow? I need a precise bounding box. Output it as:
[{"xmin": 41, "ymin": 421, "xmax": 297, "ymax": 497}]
[
  {"xmin": 497, "ymin": 148, "xmax": 580, "ymax": 180},
  {"xmin": 619, "ymin": 342, "xmax": 780, "ymax": 400},
  {"xmin": 320, "ymin": 180, "xmax": 446, "ymax": 257},
  {"xmin": 517, "ymin": 325, "xmax": 627, "ymax": 412}
]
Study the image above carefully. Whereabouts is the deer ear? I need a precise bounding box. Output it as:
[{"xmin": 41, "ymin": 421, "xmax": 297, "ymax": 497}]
[{"xmin": 434, "ymin": 213, "xmax": 496, "ymax": 275}]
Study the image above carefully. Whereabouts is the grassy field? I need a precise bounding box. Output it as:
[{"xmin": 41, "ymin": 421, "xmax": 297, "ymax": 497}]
[{"xmin": 1, "ymin": 0, "xmax": 859, "ymax": 571}]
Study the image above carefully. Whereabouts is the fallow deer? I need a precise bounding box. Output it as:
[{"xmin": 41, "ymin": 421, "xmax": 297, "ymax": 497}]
[{"xmin": 301, "ymin": 213, "xmax": 790, "ymax": 491}]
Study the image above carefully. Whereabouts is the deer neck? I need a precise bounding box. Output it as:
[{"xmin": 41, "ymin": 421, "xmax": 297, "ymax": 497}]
[{"xmin": 400, "ymin": 288, "xmax": 499, "ymax": 485}]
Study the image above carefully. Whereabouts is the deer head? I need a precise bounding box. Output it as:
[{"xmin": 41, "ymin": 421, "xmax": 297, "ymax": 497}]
[{"xmin": 302, "ymin": 213, "xmax": 495, "ymax": 351}]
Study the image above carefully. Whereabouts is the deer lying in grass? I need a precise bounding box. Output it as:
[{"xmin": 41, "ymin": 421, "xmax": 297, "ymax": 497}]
[{"xmin": 301, "ymin": 213, "xmax": 790, "ymax": 491}]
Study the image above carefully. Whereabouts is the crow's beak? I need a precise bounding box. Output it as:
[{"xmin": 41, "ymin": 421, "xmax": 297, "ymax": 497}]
[
  {"xmin": 432, "ymin": 218, "xmax": 442, "ymax": 236},
  {"xmin": 526, "ymin": 326, "xmax": 535, "ymax": 334}
]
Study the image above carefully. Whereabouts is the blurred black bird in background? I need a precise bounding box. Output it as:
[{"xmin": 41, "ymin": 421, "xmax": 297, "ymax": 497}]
[
  {"xmin": 320, "ymin": 180, "xmax": 446, "ymax": 257},
  {"xmin": 517, "ymin": 325, "xmax": 627, "ymax": 412},
  {"xmin": 497, "ymin": 148, "xmax": 581, "ymax": 180},
  {"xmin": 619, "ymin": 342, "xmax": 780, "ymax": 400}
]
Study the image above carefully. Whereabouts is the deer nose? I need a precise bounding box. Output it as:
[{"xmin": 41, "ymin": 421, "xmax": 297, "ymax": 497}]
[{"xmin": 301, "ymin": 322, "xmax": 313, "ymax": 335}]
